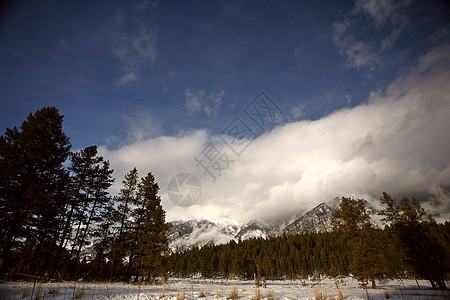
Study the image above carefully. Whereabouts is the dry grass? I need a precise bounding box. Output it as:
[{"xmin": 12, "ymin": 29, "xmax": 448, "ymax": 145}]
[
  {"xmin": 266, "ymin": 290, "xmax": 275, "ymax": 300},
  {"xmin": 337, "ymin": 288, "xmax": 344, "ymax": 300},
  {"xmin": 199, "ymin": 286, "xmax": 207, "ymax": 297},
  {"xmin": 32, "ymin": 287, "xmax": 41, "ymax": 300},
  {"xmin": 314, "ymin": 288, "xmax": 327, "ymax": 300},
  {"xmin": 227, "ymin": 286, "xmax": 239, "ymax": 299},
  {"xmin": 215, "ymin": 288, "xmax": 221, "ymax": 298},
  {"xmin": 48, "ymin": 287, "xmax": 60, "ymax": 297},
  {"xmin": 74, "ymin": 289, "xmax": 85, "ymax": 299},
  {"xmin": 159, "ymin": 287, "xmax": 166, "ymax": 299},
  {"xmin": 252, "ymin": 288, "xmax": 262, "ymax": 300},
  {"xmin": 21, "ymin": 289, "xmax": 30, "ymax": 298},
  {"xmin": 176, "ymin": 291, "xmax": 186, "ymax": 300}
]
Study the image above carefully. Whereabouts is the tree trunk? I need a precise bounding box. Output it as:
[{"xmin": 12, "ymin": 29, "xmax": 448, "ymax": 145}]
[
  {"xmin": 68, "ymin": 191, "xmax": 91, "ymax": 258},
  {"xmin": 429, "ymin": 279, "xmax": 436, "ymax": 289},
  {"xmin": 0, "ymin": 233, "xmax": 13, "ymax": 279},
  {"xmin": 50, "ymin": 187, "xmax": 84, "ymax": 278},
  {"xmin": 111, "ymin": 198, "xmax": 130, "ymax": 280},
  {"xmin": 74, "ymin": 195, "xmax": 99, "ymax": 265}
]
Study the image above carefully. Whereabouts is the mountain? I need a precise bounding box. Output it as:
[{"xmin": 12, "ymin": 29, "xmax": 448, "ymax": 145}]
[
  {"xmin": 282, "ymin": 197, "xmax": 380, "ymax": 235},
  {"xmin": 167, "ymin": 218, "xmax": 285, "ymax": 251},
  {"xmin": 282, "ymin": 197, "xmax": 341, "ymax": 235},
  {"xmin": 235, "ymin": 219, "xmax": 285, "ymax": 240},
  {"xmin": 167, "ymin": 197, "xmax": 379, "ymax": 251},
  {"xmin": 167, "ymin": 219, "xmax": 238, "ymax": 251}
]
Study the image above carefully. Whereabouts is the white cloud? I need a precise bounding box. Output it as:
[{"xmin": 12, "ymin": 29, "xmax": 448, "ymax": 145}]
[
  {"xmin": 123, "ymin": 111, "xmax": 163, "ymax": 142},
  {"xmin": 333, "ymin": 0, "xmax": 411, "ymax": 69},
  {"xmin": 108, "ymin": 1, "xmax": 158, "ymax": 85},
  {"xmin": 136, "ymin": 0, "xmax": 159, "ymax": 10},
  {"xmin": 184, "ymin": 89, "xmax": 204, "ymax": 115},
  {"xmin": 103, "ymin": 111, "xmax": 163, "ymax": 148},
  {"xmin": 353, "ymin": 0, "xmax": 410, "ymax": 28},
  {"xmin": 117, "ymin": 72, "xmax": 138, "ymax": 85},
  {"xmin": 57, "ymin": 39, "xmax": 69, "ymax": 52},
  {"xmin": 289, "ymin": 104, "xmax": 305, "ymax": 120},
  {"xmin": 345, "ymin": 94, "xmax": 352, "ymax": 104},
  {"xmin": 380, "ymin": 27, "xmax": 402, "ymax": 51},
  {"xmin": 332, "ymin": 22, "xmax": 381, "ymax": 70},
  {"xmin": 100, "ymin": 45, "xmax": 450, "ymax": 224},
  {"xmin": 170, "ymin": 224, "xmax": 234, "ymax": 250},
  {"xmin": 184, "ymin": 88, "xmax": 224, "ymax": 116}
]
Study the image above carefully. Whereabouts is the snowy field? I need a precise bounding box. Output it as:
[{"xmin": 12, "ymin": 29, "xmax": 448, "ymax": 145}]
[{"xmin": 1, "ymin": 277, "xmax": 449, "ymax": 299}]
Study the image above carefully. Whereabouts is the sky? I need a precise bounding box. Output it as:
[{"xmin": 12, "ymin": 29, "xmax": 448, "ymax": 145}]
[{"xmin": 1, "ymin": 0, "xmax": 449, "ymax": 224}]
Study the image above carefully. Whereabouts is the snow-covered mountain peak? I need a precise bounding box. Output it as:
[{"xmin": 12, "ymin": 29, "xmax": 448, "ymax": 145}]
[
  {"xmin": 167, "ymin": 218, "xmax": 284, "ymax": 251},
  {"xmin": 167, "ymin": 197, "xmax": 378, "ymax": 252},
  {"xmin": 282, "ymin": 197, "xmax": 341, "ymax": 235}
]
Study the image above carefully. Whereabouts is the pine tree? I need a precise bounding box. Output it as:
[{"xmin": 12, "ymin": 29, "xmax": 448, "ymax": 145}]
[
  {"xmin": 332, "ymin": 197, "xmax": 370, "ymax": 234},
  {"xmin": 332, "ymin": 197, "xmax": 381, "ymax": 286},
  {"xmin": 53, "ymin": 146, "xmax": 103, "ymax": 278},
  {"xmin": 0, "ymin": 107, "xmax": 71, "ymax": 279},
  {"xmin": 210, "ymin": 252, "xmax": 219, "ymax": 278},
  {"xmin": 377, "ymin": 193, "xmax": 404, "ymax": 278},
  {"xmin": 111, "ymin": 167, "xmax": 139, "ymax": 280},
  {"xmin": 379, "ymin": 194, "xmax": 449, "ymax": 289},
  {"xmin": 219, "ymin": 248, "xmax": 229, "ymax": 278},
  {"xmin": 379, "ymin": 192, "xmax": 400, "ymax": 224},
  {"xmin": 69, "ymin": 152, "xmax": 114, "ymax": 278},
  {"xmin": 132, "ymin": 172, "xmax": 168, "ymax": 282},
  {"xmin": 349, "ymin": 225, "xmax": 388, "ymax": 287},
  {"xmin": 90, "ymin": 204, "xmax": 117, "ymax": 280}
]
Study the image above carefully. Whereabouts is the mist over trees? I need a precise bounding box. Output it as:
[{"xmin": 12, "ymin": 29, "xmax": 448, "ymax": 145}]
[
  {"xmin": 167, "ymin": 196, "xmax": 449, "ymax": 288},
  {"xmin": 1, "ymin": 107, "xmax": 449, "ymax": 287}
]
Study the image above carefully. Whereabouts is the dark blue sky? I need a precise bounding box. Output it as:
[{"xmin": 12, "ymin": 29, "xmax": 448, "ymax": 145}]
[{"xmin": 1, "ymin": 0, "xmax": 448, "ymax": 149}]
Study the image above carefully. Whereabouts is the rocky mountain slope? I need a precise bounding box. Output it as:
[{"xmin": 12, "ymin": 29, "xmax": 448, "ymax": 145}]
[
  {"xmin": 167, "ymin": 218, "xmax": 285, "ymax": 251},
  {"xmin": 282, "ymin": 197, "xmax": 341, "ymax": 235},
  {"xmin": 168, "ymin": 197, "xmax": 379, "ymax": 251},
  {"xmin": 282, "ymin": 197, "xmax": 380, "ymax": 236},
  {"xmin": 235, "ymin": 219, "xmax": 285, "ymax": 240},
  {"xmin": 167, "ymin": 219, "xmax": 238, "ymax": 251}
]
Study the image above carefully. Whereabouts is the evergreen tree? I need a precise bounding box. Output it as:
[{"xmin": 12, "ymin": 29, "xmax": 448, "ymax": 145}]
[
  {"xmin": 377, "ymin": 193, "xmax": 405, "ymax": 278},
  {"xmin": 69, "ymin": 151, "xmax": 114, "ymax": 278},
  {"xmin": 219, "ymin": 248, "xmax": 229, "ymax": 278},
  {"xmin": 111, "ymin": 168, "xmax": 139, "ymax": 280},
  {"xmin": 350, "ymin": 225, "xmax": 388, "ymax": 287},
  {"xmin": 332, "ymin": 197, "xmax": 383, "ymax": 286},
  {"xmin": 89, "ymin": 204, "xmax": 117, "ymax": 281},
  {"xmin": 132, "ymin": 172, "xmax": 169, "ymax": 282},
  {"xmin": 332, "ymin": 197, "xmax": 370, "ymax": 233},
  {"xmin": 0, "ymin": 107, "xmax": 71, "ymax": 279},
  {"xmin": 380, "ymin": 194, "xmax": 449, "ymax": 288},
  {"xmin": 210, "ymin": 252, "xmax": 219, "ymax": 277},
  {"xmin": 53, "ymin": 146, "xmax": 104, "ymax": 277}
]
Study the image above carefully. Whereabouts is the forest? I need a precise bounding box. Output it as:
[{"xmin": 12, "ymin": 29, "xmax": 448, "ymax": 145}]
[
  {"xmin": 167, "ymin": 195, "xmax": 449, "ymax": 289},
  {"xmin": 0, "ymin": 107, "xmax": 168, "ymax": 282},
  {"xmin": 1, "ymin": 107, "xmax": 449, "ymax": 289}
]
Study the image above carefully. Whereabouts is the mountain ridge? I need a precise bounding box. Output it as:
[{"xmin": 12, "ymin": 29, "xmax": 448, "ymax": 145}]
[
  {"xmin": 167, "ymin": 197, "xmax": 379, "ymax": 251},
  {"xmin": 282, "ymin": 197, "xmax": 341, "ymax": 235},
  {"xmin": 167, "ymin": 218, "xmax": 286, "ymax": 251}
]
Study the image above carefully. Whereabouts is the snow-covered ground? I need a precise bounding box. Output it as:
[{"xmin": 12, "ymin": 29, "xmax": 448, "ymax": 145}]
[{"xmin": 1, "ymin": 277, "xmax": 449, "ymax": 299}]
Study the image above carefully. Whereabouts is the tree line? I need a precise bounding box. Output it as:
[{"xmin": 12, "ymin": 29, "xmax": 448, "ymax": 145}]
[
  {"xmin": 0, "ymin": 107, "xmax": 168, "ymax": 282},
  {"xmin": 166, "ymin": 195, "xmax": 449, "ymax": 289}
]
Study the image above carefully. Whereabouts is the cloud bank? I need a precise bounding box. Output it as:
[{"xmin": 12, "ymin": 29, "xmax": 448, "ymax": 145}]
[{"xmin": 100, "ymin": 45, "xmax": 450, "ymax": 224}]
